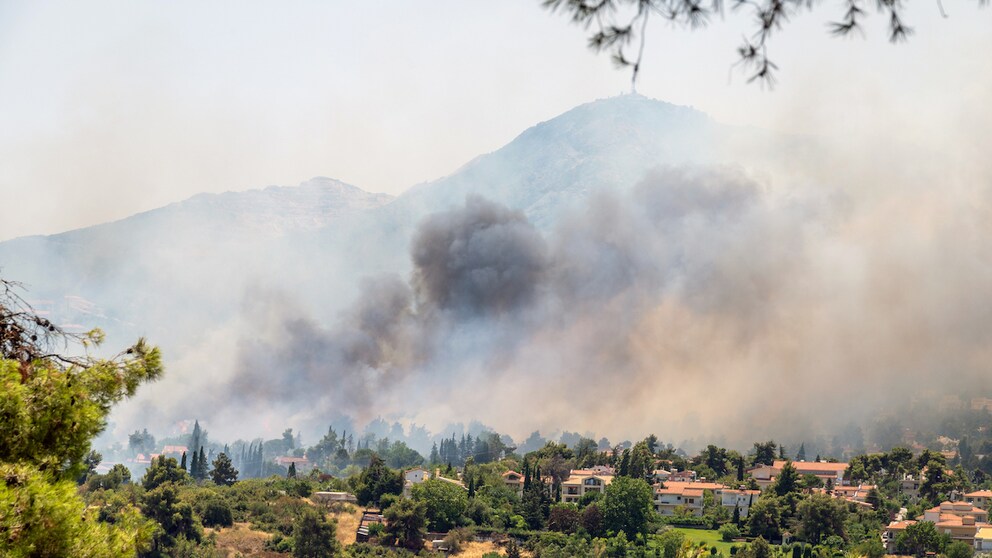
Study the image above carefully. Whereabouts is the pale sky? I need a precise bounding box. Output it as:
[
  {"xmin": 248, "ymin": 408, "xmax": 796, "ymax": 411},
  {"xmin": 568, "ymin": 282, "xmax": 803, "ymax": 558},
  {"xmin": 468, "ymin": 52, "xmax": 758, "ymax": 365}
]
[{"xmin": 1, "ymin": 0, "xmax": 989, "ymax": 241}]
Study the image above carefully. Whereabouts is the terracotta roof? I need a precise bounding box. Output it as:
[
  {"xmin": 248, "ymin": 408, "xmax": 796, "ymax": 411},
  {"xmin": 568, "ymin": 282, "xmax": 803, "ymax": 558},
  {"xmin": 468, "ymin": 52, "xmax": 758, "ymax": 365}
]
[
  {"xmin": 775, "ymin": 460, "xmax": 848, "ymax": 473},
  {"xmin": 966, "ymin": 490, "xmax": 992, "ymax": 498},
  {"xmin": 656, "ymin": 481, "xmax": 726, "ymax": 496},
  {"xmin": 886, "ymin": 520, "xmax": 915, "ymax": 531}
]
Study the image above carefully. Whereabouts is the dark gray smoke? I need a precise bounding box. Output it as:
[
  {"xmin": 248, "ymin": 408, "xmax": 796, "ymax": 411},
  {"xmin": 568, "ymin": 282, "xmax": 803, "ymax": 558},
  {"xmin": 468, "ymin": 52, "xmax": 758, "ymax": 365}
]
[{"xmin": 411, "ymin": 196, "xmax": 549, "ymax": 316}]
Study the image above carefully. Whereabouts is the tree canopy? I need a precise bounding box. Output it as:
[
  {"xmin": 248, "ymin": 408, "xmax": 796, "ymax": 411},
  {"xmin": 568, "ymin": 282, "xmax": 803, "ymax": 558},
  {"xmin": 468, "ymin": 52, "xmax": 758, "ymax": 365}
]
[{"xmin": 544, "ymin": 0, "xmax": 987, "ymax": 86}]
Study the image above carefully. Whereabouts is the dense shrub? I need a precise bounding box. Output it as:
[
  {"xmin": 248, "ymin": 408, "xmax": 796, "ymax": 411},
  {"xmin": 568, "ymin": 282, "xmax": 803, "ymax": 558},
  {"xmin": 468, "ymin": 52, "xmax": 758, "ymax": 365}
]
[{"xmin": 200, "ymin": 498, "xmax": 234, "ymax": 528}]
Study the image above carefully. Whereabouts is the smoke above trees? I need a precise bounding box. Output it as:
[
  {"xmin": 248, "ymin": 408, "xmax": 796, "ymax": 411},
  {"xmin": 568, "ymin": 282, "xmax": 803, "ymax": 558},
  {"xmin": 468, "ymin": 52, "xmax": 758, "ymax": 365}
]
[{"xmin": 156, "ymin": 160, "xmax": 992, "ymax": 449}]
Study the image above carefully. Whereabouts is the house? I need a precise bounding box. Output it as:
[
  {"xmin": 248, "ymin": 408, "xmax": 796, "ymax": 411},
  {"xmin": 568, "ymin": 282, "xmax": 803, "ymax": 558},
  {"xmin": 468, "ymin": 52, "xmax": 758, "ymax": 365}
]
[
  {"xmin": 975, "ymin": 526, "xmax": 992, "ymax": 551},
  {"xmin": 653, "ymin": 481, "xmax": 724, "ymax": 516},
  {"xmin": 882, "ymin": 520, "xmax": 914, "ymax": 553},
  {"xmin": 749, "ymin": 460, "xmax": 848, "ymax": 491},
  {"xmin": 561, "ymin": 470, "xmax": 614, "ymax": 504},
  {"xmin": 900, "ymin": 475, "xmax": 921, "ymax": 500},
  {"xmin": 716, "ymin": 487, "xmax": 761, "ymax": 519},
  {"xmin": 669, "ymin": 470, "xmax": 697, "ymax": 482},
  {"xmin": 402, "ymin": 467, "xmax": 431, "ymax": 497},
  {"xmin": 923, "ymin": 501, "xmax": 989, "ymax": 524},
  {"xmin": 502, "ymin": 470, "xmax": 524, "ymax": 497},
  {"xmin": 161, "ymin": 445, "xmax": 188, "ymax": 458},
  {"xmin": 404, "ymin": 467, "xmax": 430, "ymax": 484},
  {"xmin": 818, "ymin": 484, "xmax": 877, "ymax": 508},
  {"xmin": 653, "ymin": 469, "xmax": 672, "ymax": 483},
  {"xmin": 964, "ymin": 490, "xmax": 992, "ymax": 510},
  {"xmin": 885, "ymin": 502, "xmax": 992, "ymax": 551}
]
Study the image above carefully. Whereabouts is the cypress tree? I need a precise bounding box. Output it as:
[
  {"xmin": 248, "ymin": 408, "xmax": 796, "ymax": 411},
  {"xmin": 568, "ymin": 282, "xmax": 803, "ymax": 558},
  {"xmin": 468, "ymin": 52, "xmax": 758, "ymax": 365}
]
[
  {"xmin": 196, "ymin": 446, "xmax": 207, "ymax": 481},
  {"xmin": 180, "ymin": 451, "xmax": 187, "ymax": 471},
  {"xmin": 619, "ymin": 449, "xmax": 631, "ymax": 477},
  {"xmin": 288, "ymin": 462, "xmax": 297, "ymax": 478}
]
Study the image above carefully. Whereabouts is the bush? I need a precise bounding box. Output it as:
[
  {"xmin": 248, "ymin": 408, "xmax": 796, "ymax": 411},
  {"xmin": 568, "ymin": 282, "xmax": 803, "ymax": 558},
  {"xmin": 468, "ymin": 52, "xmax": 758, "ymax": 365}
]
[
  {"xmin": 730, "ymin": 546, "xmax": 739, "ymax": 555},
  {"xmin": 367, "ymin": 522, "xmax": 385, "ymax": 538},
  {"xmin": 200, "ymin": 498, "xmax": 234, "ymax": 528},
  {"xmin": 720, "ymin": 523, "xmax": 742, "ymax": 542},
  {"xmin": 442, "ymin": 528, "xmax": 473, "ymax": 553}
]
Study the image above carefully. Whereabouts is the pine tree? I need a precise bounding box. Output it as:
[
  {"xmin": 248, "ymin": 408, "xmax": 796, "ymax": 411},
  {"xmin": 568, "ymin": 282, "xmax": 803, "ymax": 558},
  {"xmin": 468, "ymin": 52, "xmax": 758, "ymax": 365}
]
[
  {"xmin": 429, "ymin": 442, "xmax": 439, "ymax": 464},
  {"xmin": 797, "ymin": 443, "xmax": 807, "ymax": 461},
  {"xmin": 210, "ymin": 452, "xmax": 239, "ymax": 486}
]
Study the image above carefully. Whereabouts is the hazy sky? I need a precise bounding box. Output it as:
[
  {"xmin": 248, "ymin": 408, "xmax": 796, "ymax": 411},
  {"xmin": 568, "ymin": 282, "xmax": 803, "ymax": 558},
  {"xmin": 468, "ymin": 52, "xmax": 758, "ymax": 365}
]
[{"xmin": 1, "ymin": 0, "xmax": 989, "ymax": 241}]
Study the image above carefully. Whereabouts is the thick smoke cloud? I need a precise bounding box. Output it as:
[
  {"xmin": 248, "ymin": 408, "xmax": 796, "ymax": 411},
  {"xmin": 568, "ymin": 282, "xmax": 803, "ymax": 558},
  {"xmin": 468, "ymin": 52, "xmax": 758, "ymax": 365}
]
[
  {"xmin": 411, "ymin": 196, "xmax": 549, "ymax": 316},
  {"xmin": 125, "ymin": 160, "xmax": 992, "ymax": 451},
  {"xmin": 188, "ymin": 166, "xmax": 823, "ymax": 443}
]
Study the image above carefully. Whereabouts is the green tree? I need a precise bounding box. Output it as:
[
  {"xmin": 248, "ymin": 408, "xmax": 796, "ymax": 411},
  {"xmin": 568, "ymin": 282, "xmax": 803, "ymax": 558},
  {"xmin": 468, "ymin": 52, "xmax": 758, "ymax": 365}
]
[
  {"xmin": 746, "ymin": 536, "xmax": 774, "ymax": 558},
  {"xmin": 210, "ymin": 452, "xmax": 238, "ymax": 486},
  {"xmin": 383, "ymin": 497, "xmax": 427, "ymax": 551},
  {"xmin": 946, "ymin": 540, "xmax": 974, "ymax": 558},
  {"xmin": 411, "ymin": 478, "xmax": 469, "ymax": 532},
  {"xmin": 354, "ymin": 454, "xmax": 403, "ymax": 507},
  {"xmin": 543, "ymin": 0, "xmax": 978, "ymax": 88},
  {"xmin": 797, "ymin": 493, "xmax": 848, "ymax": 544},
  {"xmin": 773, "ymin": 461, "xmax": 800, "ymax": 496},
  {"xmin": 895, "ymin": 521, "xmax": 949, "ymax": 557},
  {"xmin": 581, "ymin": 502, "xmax": 604, "ymax": 537},
  {"xmin": 547, "ymin": 503, "xmax": 581, "ymax": 533},
  {"xmin": 140, "ymin": 482, "xmax": 202, "ymax": 553},
  {"xmin": 199, "ymin": 498, "xmax": 234, "ymax": 528},
  {"xmin": 920, "ymin": 458, "xmax": 952, "ymax": 502},
  {"xmin": 292, "ymin": 507, "xmax": 341, "ymax": 558},
  {"xmin": 657, "ymin": 529, "xmax": 686, "ymax": 558},
  {"xmin": 746, "ymin": 497, "xmax": 782, "ymax": 541},
  {"xmin": 0, "ymin": 281, "xmax": 163, "ymax": 557},
  {"xmin": 600, "ymin": 476, "xmax": 654, "ymax": 536},
  {"xmin": 1, "ymin": 462, "xmax": 154, "ymax": 556},
  {"xmin": 193, "ymin": 446, "xmax": 208, "ymax": 482},
  {"xmin": 142, "ymin": 455, "xmax": 189, "ymax": 490},
  {"xmin": 752, "ymin": 441, "xmax": 778, "ymax": 466},
  {"xmin": 288, "ymin": 461, "xmax": 297, "ymax": 478}
]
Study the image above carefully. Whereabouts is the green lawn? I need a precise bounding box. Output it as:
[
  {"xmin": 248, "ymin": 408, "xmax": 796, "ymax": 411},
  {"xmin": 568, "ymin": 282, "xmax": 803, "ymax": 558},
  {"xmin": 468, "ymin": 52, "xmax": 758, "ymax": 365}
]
[{"xmin": 653, "ymin": 527, "xmax": 739, "ymax": 556}]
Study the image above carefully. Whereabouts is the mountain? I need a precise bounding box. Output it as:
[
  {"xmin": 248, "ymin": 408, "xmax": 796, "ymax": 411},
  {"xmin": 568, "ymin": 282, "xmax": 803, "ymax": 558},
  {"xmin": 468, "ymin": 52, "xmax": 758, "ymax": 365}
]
[
  {"xmin": 382, "ymin": 94, "xmax": 719, "ymax": 228},
  {"xmin": 0, "ymin": 177, "xmax": 394, "ymax": 343}
]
